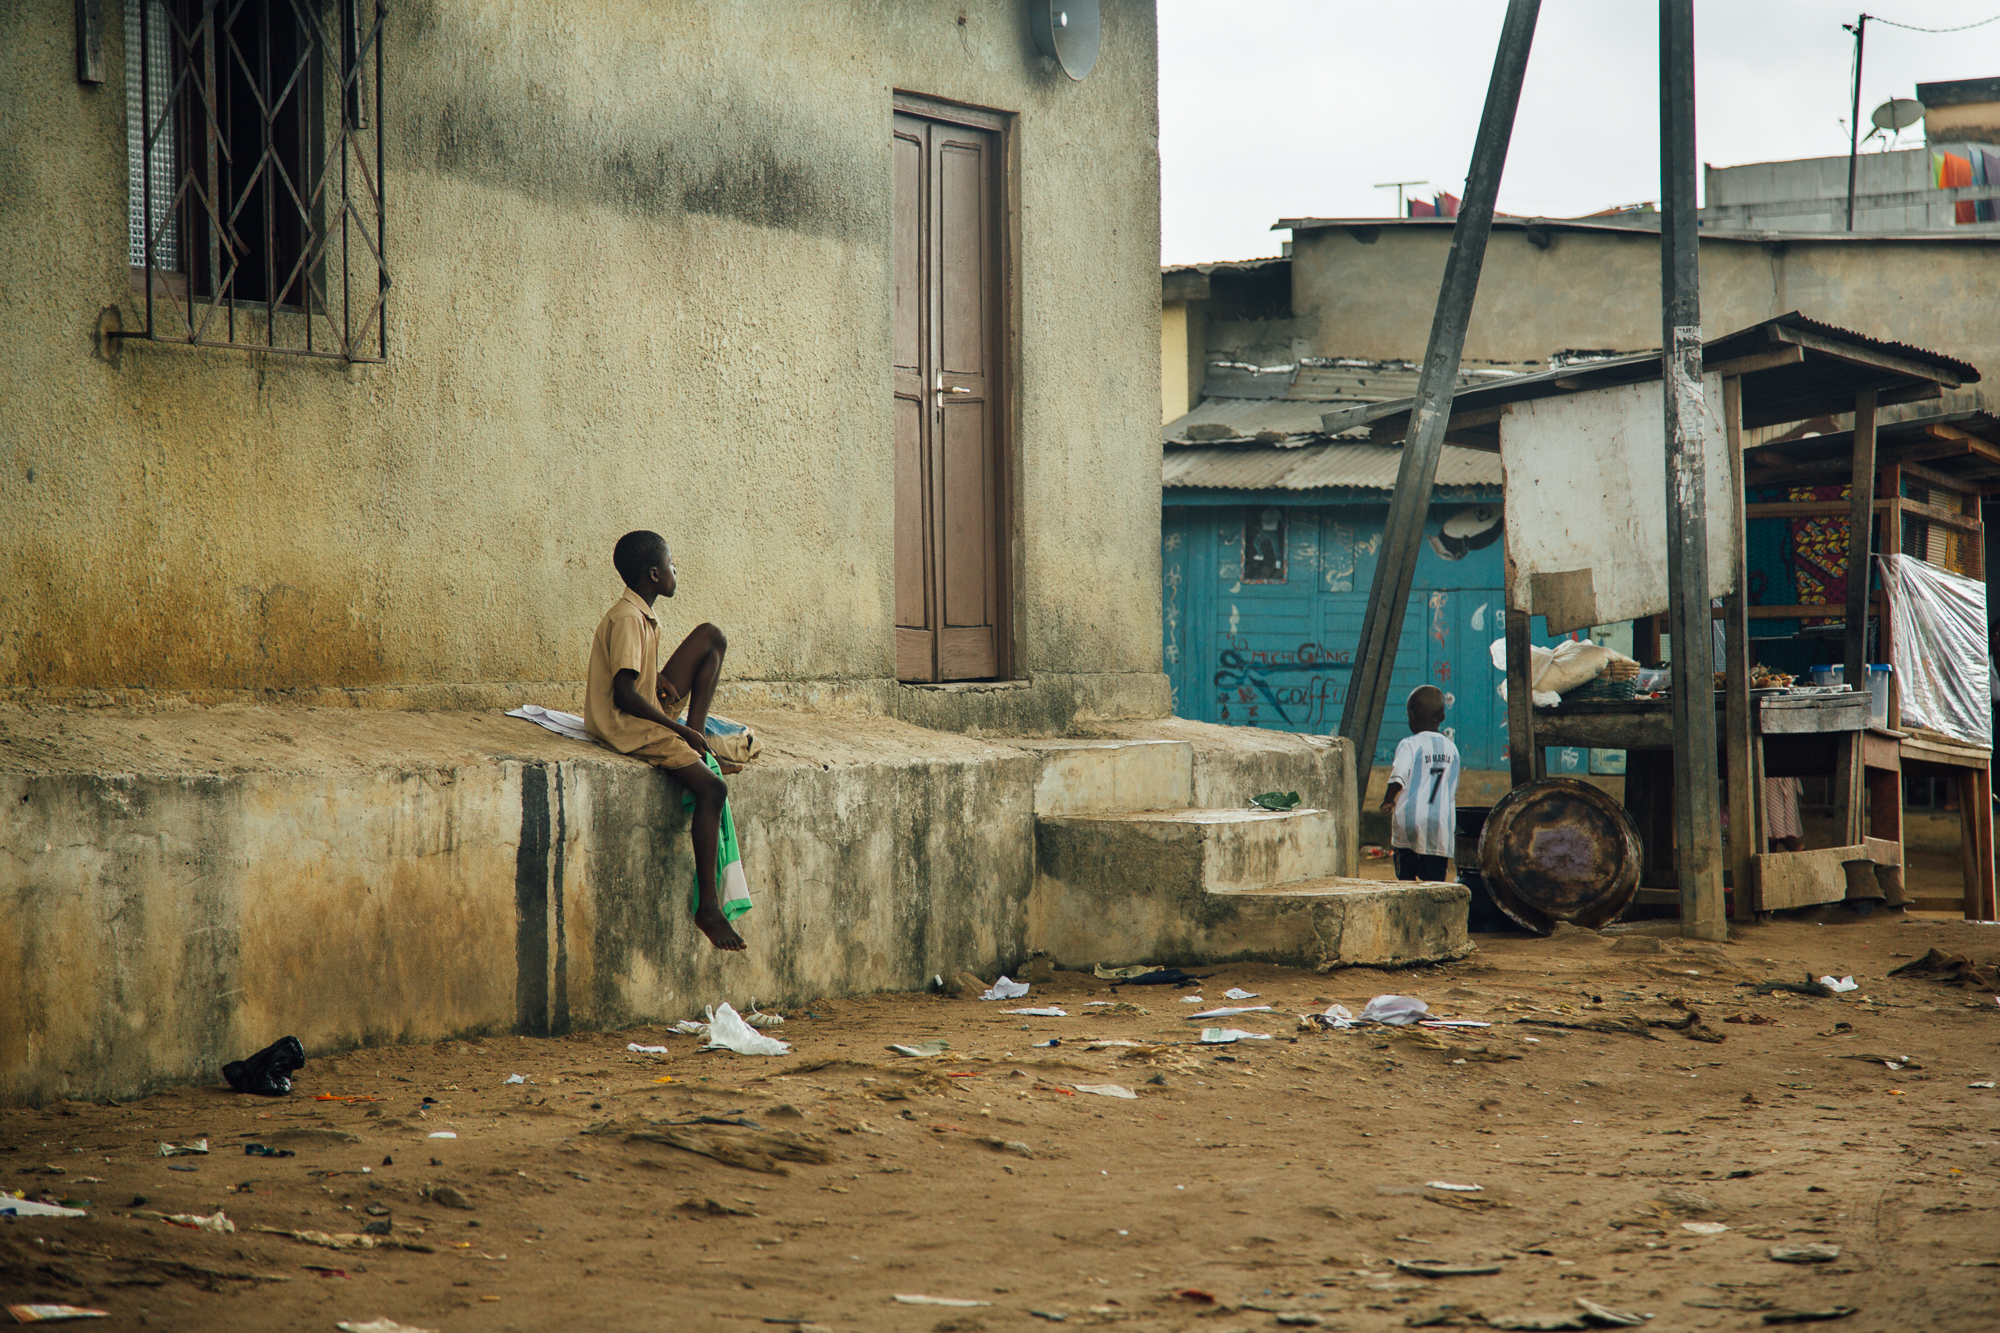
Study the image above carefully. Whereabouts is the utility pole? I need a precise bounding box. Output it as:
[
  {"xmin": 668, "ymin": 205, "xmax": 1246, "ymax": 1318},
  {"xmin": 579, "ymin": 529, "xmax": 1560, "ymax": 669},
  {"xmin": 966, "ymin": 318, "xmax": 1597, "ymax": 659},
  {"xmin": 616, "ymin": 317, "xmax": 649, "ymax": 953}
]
[
  {"xmin": 1373, "ymin": 180, "xmax": 1429, "ymax": 216},
  {"xmin": 1337, "ymin": 0, "xmax": 1540, "ymax": 799},
  {"xmin": 1660, "ymin": 0, "xmax": 1727, "ymax": 941},
  {"xmin": 1844, "ymin": 13, "xmax": 1870, "ymax": 230}
]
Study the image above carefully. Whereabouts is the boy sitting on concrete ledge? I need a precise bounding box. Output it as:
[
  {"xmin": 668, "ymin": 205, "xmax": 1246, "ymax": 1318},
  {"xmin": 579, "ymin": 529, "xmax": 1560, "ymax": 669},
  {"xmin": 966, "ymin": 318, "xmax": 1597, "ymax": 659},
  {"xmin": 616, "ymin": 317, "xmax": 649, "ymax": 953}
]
[{"xmin": 585, "ymin": 529, "xmax": 745, "ymax": 952}]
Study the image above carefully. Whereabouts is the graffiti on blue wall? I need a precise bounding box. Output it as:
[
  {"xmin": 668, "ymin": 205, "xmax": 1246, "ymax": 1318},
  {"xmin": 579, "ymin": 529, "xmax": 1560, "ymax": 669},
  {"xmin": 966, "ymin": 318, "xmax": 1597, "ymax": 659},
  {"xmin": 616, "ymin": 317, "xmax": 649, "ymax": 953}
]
[{"xmin": 1163, "ymin": 502, "xmax": 1616, "ymax": 774}]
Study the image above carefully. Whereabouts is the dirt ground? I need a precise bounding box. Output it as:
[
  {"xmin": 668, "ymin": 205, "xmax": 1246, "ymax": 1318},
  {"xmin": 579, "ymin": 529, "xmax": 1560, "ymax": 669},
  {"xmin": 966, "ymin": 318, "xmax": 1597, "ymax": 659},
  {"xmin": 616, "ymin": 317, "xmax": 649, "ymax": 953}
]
[{"xmin": 6, "ymin": 915, "xmax": 2000, "ymax": 1333}]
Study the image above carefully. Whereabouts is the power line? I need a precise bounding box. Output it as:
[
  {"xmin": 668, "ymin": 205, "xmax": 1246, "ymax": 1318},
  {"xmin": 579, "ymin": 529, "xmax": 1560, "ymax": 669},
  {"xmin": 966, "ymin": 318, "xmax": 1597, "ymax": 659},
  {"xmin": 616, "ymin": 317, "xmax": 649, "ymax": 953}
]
[{"xmin": 1869, "ymin": 10, "xmax": 2000, "ymax": 32}]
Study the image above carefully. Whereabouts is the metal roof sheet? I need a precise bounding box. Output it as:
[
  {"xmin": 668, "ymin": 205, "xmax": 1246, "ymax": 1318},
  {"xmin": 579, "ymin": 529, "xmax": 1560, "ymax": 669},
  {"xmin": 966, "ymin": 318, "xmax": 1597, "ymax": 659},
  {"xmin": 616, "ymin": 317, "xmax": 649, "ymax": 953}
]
[{"xmin": 1163, "ymin": 442, "xmax": 1503, "ymax": 493}]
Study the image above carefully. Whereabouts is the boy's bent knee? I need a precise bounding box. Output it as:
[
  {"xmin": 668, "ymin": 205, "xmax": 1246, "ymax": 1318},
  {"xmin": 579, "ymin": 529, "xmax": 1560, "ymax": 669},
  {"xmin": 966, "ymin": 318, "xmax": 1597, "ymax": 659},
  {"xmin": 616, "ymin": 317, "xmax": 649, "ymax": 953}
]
[{"xmin": 696, "ymin": 622, "xmax": 727, "ymax": 654}]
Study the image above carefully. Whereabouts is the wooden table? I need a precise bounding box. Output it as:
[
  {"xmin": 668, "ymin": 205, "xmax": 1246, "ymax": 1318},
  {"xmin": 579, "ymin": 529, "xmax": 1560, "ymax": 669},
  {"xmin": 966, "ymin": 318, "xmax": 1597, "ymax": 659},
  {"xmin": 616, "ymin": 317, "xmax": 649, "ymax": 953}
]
[{"xmin": 1532, "ymin": 691, "xmax": 1886, "ymax": 912}]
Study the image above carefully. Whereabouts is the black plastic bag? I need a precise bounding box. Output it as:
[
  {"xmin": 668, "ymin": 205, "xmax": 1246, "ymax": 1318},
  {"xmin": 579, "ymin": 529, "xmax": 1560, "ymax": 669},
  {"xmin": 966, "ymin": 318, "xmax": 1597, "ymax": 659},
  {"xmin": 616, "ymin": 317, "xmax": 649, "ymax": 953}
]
[{"xmin": 223, "ymin": 1035, "xmax": 306, "ymax": 1096}]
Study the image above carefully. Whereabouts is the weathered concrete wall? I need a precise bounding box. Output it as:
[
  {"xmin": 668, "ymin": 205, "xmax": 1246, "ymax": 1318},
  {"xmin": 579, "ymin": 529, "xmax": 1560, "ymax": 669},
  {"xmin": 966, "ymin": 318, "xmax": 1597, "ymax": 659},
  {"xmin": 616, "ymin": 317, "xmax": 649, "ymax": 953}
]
[
  {"xmin": 1288, "ymin": 223, "xmax": 2000, "ymax": 402},
  {"xmin": 0, "ymin": 705, "xmax": 1341, "ymax": 1105},
  {"xmin": 0, "ymin": 706, "xmax": 1039, "ymax": 1104},
  {"xmin": 0, "ymin": 0, "xmax": 1165, "ymax": 727}
]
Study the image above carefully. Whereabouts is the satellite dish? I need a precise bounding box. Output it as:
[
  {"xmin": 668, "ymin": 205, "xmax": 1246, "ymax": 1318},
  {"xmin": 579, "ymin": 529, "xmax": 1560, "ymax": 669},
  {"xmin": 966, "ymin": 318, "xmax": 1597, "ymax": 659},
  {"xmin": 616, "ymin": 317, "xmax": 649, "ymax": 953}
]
[
  {"xmin": 1030, "ymin": 0, "xmax": 1101, "ymax": 81},
  {"xmin": 1872, "ymin": 98, "xmax": 1925, "ymax": 132}
]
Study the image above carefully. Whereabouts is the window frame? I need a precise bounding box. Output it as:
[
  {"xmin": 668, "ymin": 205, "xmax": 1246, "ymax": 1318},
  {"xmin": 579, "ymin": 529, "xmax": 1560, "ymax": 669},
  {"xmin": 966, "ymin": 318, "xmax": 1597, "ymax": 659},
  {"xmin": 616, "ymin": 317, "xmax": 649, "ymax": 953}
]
[{"xmin": 120, "ymin": 0, "xmax": 388, "ymax": 363}]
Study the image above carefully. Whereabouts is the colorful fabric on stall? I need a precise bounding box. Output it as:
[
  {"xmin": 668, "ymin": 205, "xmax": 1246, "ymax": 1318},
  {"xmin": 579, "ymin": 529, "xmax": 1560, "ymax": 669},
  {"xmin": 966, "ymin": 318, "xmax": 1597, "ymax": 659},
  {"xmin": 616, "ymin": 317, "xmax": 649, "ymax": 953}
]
[
  {"xmin": 1936, "ymin": 150, "xmax": 1976, "ymax": 225},
  {"xmin": 1982, "ymin": 151, "xmax": 2000, "ymax": 223},
  {"xmin": 1788, "ymin": 483, "xmax": 1851, "ymax": 626}
]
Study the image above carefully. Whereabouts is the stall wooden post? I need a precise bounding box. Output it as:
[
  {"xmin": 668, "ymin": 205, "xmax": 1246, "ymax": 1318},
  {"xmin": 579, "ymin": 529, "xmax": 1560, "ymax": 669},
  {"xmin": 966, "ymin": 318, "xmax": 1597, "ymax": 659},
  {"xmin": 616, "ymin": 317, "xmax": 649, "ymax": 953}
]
[
  {"xmin": 1506, "ymin": 606, "xmax": 1539, "ymax": 787},
  {"xmin": 1722, "ymin": 376, "xmax": 1756, "ymax": 919}
]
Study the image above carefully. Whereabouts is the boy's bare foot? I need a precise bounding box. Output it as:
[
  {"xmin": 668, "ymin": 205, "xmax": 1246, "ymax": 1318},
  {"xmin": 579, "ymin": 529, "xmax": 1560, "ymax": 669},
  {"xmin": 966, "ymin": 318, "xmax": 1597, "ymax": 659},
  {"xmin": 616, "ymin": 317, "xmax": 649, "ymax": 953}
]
[
  {"xmin": 695, "ymin": 905, "xmax": 747, "ymax": 952},
  {"xmin": 719, "ymin": 760, "xmax": 744, "ymax": 775}
]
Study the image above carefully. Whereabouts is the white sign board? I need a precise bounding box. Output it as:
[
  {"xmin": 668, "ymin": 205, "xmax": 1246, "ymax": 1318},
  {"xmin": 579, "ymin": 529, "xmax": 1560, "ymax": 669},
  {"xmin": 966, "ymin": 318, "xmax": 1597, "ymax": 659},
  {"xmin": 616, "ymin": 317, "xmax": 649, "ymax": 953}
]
[{"xmin": 1499, "ymin": 374, "xmax": 1738, "ymax": 634}]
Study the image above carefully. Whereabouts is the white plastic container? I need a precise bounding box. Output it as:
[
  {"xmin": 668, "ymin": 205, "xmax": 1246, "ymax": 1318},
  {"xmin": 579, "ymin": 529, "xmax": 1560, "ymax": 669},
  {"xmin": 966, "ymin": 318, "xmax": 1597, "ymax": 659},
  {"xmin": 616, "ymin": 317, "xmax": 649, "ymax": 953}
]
[
  {"xmin": 1811, "ymin": 664, "xmax": 1843, "ymax": 688},
  {"xmin": 1867, "ymin": 664, "xmax": 1891, "ymax": 728}
]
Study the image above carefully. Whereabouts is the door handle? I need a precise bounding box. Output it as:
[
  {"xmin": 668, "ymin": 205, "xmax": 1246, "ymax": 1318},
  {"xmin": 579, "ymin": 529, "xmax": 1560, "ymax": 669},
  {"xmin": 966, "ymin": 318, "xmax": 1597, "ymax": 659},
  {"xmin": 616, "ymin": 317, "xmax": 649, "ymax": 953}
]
[{"xmin": 933, "ymin": 376, "xmax": 973, "ymax": 405}]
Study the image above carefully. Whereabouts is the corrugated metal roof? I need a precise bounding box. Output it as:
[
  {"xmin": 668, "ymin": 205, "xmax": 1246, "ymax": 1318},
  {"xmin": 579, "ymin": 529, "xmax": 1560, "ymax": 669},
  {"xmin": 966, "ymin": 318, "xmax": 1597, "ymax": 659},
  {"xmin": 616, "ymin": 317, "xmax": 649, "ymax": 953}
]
[
  {"xmin": 1166, "ymin": 357, "xmax": 1528, "ymax": 445},
  {"xmin": 1164, "ymin": 397, "xmax": 1336, "ymax": 445},
  {"xmin": 1163, "ymin": 442, "xmax": 1503, "ymax": 493}
]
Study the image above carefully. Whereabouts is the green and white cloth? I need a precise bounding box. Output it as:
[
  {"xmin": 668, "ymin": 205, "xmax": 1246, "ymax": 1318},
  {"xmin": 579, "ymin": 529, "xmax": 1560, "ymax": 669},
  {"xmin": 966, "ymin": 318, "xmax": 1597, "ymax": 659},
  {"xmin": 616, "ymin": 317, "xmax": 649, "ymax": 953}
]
[{"xmin": 682, "ymin": 752, "xmax": 752, "ymax": 921}]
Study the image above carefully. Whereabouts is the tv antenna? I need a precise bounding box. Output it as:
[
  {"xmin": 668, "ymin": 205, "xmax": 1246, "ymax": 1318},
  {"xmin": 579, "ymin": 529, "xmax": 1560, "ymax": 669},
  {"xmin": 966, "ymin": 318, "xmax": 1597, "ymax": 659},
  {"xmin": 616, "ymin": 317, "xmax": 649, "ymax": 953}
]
[{"xmin": 1374, "ymin": 180, "xmax": 1429, "ymax": 216}]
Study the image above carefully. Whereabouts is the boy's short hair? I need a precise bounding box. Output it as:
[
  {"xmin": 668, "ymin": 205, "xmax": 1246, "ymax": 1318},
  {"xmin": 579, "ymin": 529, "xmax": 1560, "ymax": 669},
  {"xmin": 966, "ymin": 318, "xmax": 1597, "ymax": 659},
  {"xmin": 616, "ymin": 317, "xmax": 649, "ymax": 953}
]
[
  {"xmin": 613, "ymin": 530, "xmax": 668, "ymax": 587},
  {"xmin": 1407, "ymin": 684, "xmax": 1446, "ymax": 722}
]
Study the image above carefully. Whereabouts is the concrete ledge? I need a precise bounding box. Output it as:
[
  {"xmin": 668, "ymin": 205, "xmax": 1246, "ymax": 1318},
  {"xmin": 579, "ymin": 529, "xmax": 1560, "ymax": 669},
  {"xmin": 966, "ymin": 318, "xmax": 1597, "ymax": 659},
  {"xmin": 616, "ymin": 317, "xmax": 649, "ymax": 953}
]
[{"xmin": 0, "ymin": 704, "xmax": 1339, "ymax": 1105}]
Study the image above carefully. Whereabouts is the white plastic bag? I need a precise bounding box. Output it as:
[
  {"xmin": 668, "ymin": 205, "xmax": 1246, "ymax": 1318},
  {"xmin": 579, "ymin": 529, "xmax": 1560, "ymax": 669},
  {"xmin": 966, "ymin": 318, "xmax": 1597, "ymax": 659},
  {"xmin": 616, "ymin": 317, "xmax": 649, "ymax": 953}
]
[
  {"xmin": 1360, "ymin": 994, "xmax": 1430, "ymax": 1026},
  {"xmin": 1489, "ymin": 637, "xmax": 1623, "ymax": 706},
  {"xmin": 701, "ymin": 1002, "xmax": 792, "ymax": 1056},
  {"xmin": 1879, "ymin": 553, "xmax": 1991, "ymax": 747},
  {"xmin": 981, "ymin": 976, "xmax": 1031, "ymax": 1001}
]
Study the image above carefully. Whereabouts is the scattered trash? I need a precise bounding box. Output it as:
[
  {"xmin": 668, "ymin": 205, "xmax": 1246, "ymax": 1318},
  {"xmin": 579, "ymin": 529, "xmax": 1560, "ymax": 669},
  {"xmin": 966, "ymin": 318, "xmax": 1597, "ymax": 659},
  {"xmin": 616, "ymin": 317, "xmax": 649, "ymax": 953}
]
[
  {"xmin": 679, "ymin": 1196, "xmax": 757, "ymax": 1217},
  {"xmin": 505, "ymin": 1075, "xmax": 527, "ymax": 1084},
  {"xmin": 334, "ymin": 1320, "xmax": 442, "ymax": 1333},
  {"xmin": 1176, "ymin": 1289, "xmax": 1216, "ymax": 1304},
  {"xmin": 1886, "ymin": 948, "xmax": 1999, "ymax": 990},
  {"xmin": 1094, "ymin": 963, "xmax": 1156, "ymax": 980},
  {"xmin": 1029, "ymin": 1311, "xmax": 1070, "ymax": 1322},
  {"xmin": 702, "ymin": 1003, "xmax": 793, "ymax": 1056},
  {"xmin": 1753, "ymin": 979, "xmax": 1836, "ymax": 999},
  {"xmin": 1484, "ymin": 1313, "xmax": 1588, "ymax": 1331},
  {"xmin": 1817, "ymin": 976, "xmax": 1858, "ymax": 993},
  {"xmin": 1180, "ymin": 995, "xmax": 1206, "ymax": 1003},
  {"xmin": 887, "ymin": 1041, "xmax": 951, "ymax": 1058},
  {"xmin": 1362, "ymin": 995, "xmax": 1431, "ymax": 1026},
  {"xmin": 1363, "ymin": 844, "xmax": 1392, "ymax": 860},
  {"xmin": 0, "ymin": 1199, "xmax": 87, "ymax": 1219},
  {"xmin": 1250, "ymin": 790, "xmax": 1301, "ymax": 811},
  {"xmin": 166, "ymin": 1210, "xmax": 235, "ymax": 1234},
  {"xmin": 1274, "ymin": 1316, "xmax": 1324, "ymax": 1328},
  {"xmin": 1970, "ymin": 1081, "xmax": 1995, "ymax": 1089},
  {"xmin": 1071, "ymin": 1084, "xmax": 1138, "ymax": 1100},
  {"xmin": 1767, "ymin": 1243, "xmax": 1840, "ymax": 1264},
  {"xmin": 165, "ymin": 1165, "xmax": 199, "ymax": 1173},
  {"xmin": 222, "ymin": 1035, "xmax": 306, "ymax": 1097},
  {"xmin": 627, "ymin": 1043, "xmax": 672, "ymax": 1054},
  {"xmin": 981, "ymin": 977, "xmax": 1032, "ymax": 1001},
  {"xmin": 1111, "ymin": 968, "xmax": 1209, "ymax": 988},
  {"xmin": 1426, "ymin": 1181, "xmax": 1482, "ymax": 1192},
  {"xmin": 1574, "ymin": 1296, "xmax": 1652, "ymax": 1327},
  {"xmin": 4, "ymin": 1307, "xmax": 110, "ymax": 1324},
  {"xmin": 427, "ymin": 1132, "xmax": 457, "ymax": 1140},
  {"xmin": 157, "ymin": 1139, "xmax": 210, "ymax": 1157},
  {"xmin": 1301, "ymin": 1004, "xmax": 1357, "ymax": 1032},
  {"xmin": 1199, "ymin": 1028, "xmax": 1272, "ymax": 1044},
  {"xmin": 1393, "ymin": 1258, "xmax": 1502, "ymax": 1277},
  {"xmin": 1032, "ymin": 1039, "xmax": 1061, "ymax": 1048},
  {"xmin": 892, "ymin": 1295, "xmax": 992, "ymax": 1308},
  {"xmin": 1760, "ymin": 1309, "xmax": 1857, "ymax": 1325},
  {"xmin": 743, "ymin": 1000, "xmax": 787, "ymax": 1028},
  {"xmin": 243, "ymin": 1144, "xmax": 295, "ymax": 1158},
  {"xmin": 1187, "ymin": 1006, "xmax": 1273, "ymax": 1019},
  {"xmin": 1083, "ymin": 1001, "xmax": 1149, "ymax": 1015},
  {"xmin": 1222, "ymin": 988, "xmax": 1259, "ymax": 1000},
  {"xmin": 672, "ymin": 1020, "xmax": 707, "ymax": 1036},
  {"xmin": 1653, "ymin": 1187, "xmax": 1718, "ymax": 1215},
  {"xmin": 1725, "ymin": 1014, "xmax": 1777, "ymax": 1026},
  {"xmin": 1003, "ymin": 1008, "xmax": 1069, "ymax": 1018},
  {"xmin": 1682, "ymin": 1222, "xmax": 1729, "ymax": 1235}
]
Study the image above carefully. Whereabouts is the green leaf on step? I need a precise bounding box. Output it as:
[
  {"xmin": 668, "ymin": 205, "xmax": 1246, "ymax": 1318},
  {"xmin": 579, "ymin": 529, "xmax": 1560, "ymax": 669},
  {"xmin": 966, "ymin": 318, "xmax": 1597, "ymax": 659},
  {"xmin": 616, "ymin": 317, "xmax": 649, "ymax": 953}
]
[{"xmin": 1249, "ymin": 790, "xmax": 1302, "ymax": 811}]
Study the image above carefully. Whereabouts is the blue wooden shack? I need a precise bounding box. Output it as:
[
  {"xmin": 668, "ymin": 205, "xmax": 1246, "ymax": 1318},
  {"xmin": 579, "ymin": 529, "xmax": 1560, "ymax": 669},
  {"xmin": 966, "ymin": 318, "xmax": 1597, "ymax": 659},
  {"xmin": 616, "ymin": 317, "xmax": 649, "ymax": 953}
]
[{"xmin": 1162, "ymin": 406, "xmax": 1620, "ymax": 777}]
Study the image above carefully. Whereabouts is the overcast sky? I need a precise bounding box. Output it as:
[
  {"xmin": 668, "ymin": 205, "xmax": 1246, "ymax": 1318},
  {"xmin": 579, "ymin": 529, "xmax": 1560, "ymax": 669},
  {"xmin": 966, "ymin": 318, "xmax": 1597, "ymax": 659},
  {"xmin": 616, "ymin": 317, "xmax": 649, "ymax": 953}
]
[{"xmin": 1159, "ymin": 0, "xmax": 2000, "ymax": 263}]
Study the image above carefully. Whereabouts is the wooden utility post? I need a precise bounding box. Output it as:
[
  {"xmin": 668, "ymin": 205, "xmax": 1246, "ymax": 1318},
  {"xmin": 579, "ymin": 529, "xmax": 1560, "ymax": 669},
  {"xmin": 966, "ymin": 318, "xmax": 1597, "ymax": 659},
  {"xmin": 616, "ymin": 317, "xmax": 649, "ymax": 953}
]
[
  {"xmin": 1722, "ymin": 376, "xmax": 1755, "ymax": 921},
  {"xmin": 1337, "ymin": 0, "xmax": 1542, "ymax": 794},
  {"xmin": 1844, "ymin": 390, "xmax": 1879, "ymax": 685},
  {"xmin": 1660, "ymin": 0, "xmax": 1727, "ymax": 941}
]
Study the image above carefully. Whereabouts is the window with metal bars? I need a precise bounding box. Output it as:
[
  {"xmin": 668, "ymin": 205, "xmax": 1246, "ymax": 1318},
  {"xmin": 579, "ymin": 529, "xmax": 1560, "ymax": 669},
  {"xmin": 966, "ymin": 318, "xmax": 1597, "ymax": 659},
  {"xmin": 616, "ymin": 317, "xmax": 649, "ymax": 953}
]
[{"xmin": 121, "ymin": 0, "xmax": 387, "ymax": 362}]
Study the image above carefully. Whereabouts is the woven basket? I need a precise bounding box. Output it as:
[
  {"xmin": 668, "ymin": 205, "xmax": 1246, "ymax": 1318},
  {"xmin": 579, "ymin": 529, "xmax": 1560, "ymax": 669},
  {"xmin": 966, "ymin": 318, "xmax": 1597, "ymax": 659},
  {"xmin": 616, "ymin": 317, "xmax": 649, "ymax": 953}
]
[{"xmin": 1566, "ymin": 658, "xmax": 1640, "ymax": 701}]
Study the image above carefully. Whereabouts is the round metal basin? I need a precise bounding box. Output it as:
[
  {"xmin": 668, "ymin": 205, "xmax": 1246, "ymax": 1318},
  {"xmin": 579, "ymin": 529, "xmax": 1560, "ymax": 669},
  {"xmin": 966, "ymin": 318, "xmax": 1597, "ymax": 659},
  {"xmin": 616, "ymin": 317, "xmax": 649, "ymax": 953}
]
[{"xmin": 1477, "ymin": 777, "xmax": 1642, "ymax": 934}]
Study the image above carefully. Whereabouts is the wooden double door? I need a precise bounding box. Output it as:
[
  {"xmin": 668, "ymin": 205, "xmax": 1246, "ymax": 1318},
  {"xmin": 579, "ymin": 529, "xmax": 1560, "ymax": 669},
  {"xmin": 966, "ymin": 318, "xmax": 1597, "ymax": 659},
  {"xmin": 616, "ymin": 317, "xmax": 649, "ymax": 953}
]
[{"xmin": 893, "ymin": 109, "xmax": 1005, "ymax": 682}]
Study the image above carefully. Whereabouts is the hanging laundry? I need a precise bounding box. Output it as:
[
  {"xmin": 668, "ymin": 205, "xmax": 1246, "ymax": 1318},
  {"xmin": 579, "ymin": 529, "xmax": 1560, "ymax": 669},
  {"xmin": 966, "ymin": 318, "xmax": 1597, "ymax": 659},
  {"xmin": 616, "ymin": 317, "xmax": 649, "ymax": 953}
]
[
  {"xmin": 1979, "ymin": 150, "xmax": 2000, "ymax": 224},
  {"xmin": 1408, "ymin": 197, "xmax": 1436, "ymax": 217},
  {"xmin": 1935, "ymin": 150, "xmax": 1976, "ymax": 224},
  {"xmin": 1435, "ymin": 191, "xmax": 1461, "ymax": 217}
]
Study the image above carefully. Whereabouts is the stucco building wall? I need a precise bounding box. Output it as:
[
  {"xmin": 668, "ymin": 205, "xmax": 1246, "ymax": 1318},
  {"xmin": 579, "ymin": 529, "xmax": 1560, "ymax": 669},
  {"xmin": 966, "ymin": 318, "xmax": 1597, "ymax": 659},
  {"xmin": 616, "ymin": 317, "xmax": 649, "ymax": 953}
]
[
  {"xmin": 0, "ymin": 0, "xmax": 1165, "ymax": 723},
  {"xmin": 1287, "ymin": 222, "xmax": 2000, "ymax": 398}
]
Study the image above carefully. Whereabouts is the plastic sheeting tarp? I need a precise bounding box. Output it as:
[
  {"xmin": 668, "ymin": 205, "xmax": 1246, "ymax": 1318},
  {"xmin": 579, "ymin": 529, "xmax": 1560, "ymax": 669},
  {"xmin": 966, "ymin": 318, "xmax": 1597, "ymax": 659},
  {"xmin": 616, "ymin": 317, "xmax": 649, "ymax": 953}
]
[{"xmin": 1878, "ymin": 553, "xmax": 1991, "ymax": 747}]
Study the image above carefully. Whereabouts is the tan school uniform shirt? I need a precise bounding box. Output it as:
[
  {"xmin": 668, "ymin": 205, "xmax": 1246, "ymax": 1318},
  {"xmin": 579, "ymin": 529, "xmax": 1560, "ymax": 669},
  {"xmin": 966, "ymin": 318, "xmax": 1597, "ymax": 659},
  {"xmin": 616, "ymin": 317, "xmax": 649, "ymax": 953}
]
[{"xmin": 585, "ymin": 588, "xmax": 697, "ymax": 767}]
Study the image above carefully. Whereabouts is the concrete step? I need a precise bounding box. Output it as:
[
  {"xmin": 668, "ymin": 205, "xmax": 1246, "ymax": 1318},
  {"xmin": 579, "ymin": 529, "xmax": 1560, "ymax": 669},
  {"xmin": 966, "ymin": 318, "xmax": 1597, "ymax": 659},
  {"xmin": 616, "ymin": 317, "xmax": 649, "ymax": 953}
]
[
  {"xmin": 1030, "ymin": 803, "xmax": 1467, "ymax": 969},
  {"xmin": 1036, "ymin": 805, "xmax": 1341, "ymax": 895},
  {"xmin": 1015, "ymin": 737, "xmax": 1194, "ymax": 816},
  {"xmin": 1207, "ymin": 877, "xmax": 1471, "ymax": 970}
]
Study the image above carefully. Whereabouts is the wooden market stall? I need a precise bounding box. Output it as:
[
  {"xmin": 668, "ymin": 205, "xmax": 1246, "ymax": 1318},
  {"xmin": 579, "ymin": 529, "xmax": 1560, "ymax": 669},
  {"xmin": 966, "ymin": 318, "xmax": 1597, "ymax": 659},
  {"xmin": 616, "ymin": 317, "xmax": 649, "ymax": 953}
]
[{"xmin": 1332, "ymin": 314, "xmax": 1991, "ymax": 921}]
